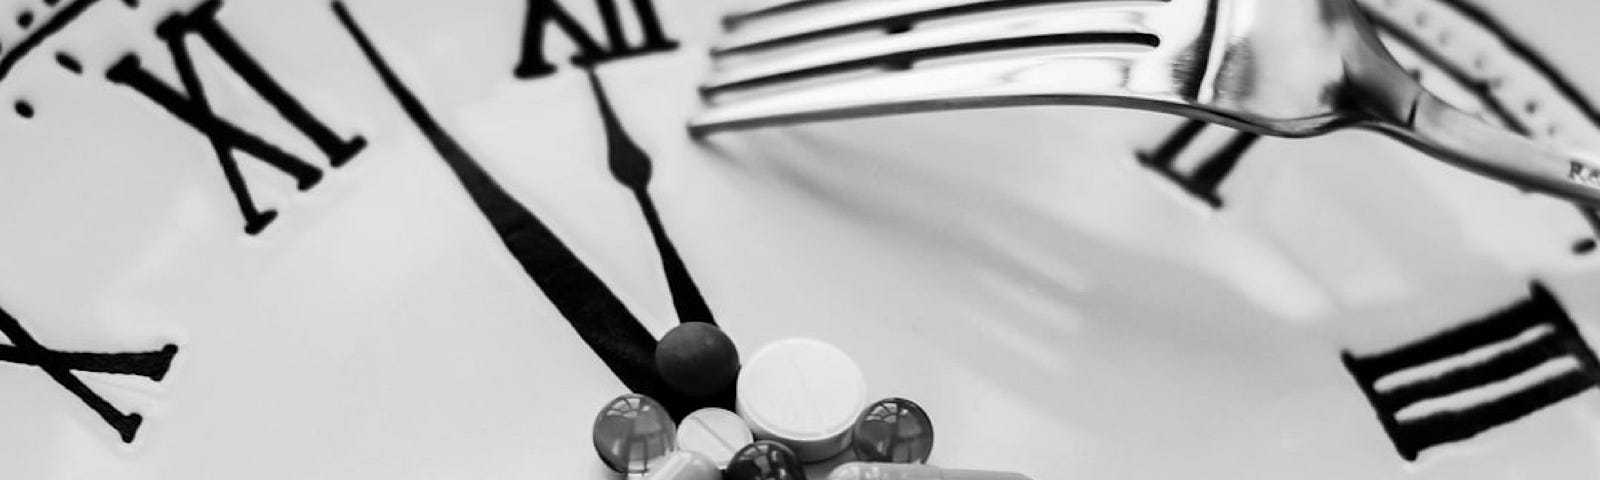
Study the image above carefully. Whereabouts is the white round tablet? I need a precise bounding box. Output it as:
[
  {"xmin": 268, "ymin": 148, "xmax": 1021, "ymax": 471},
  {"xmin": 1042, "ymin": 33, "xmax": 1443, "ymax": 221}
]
[
  {"xmin": 736, "ymin": 338, "xmax": 868, "ymax": 462},
  {"xmin": 676, "ymin": 408, "xmax": 754, "ymax": 467}
]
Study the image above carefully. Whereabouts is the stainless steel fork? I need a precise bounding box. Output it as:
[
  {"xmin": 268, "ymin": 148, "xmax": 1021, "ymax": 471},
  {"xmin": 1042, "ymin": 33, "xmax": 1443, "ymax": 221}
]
[{"xmin": 691, "ymin": 0, "xmax": 1600, "ymax": 206}]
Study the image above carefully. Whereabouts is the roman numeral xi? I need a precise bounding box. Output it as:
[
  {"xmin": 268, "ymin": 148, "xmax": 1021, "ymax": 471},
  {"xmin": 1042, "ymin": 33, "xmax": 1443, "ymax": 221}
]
[
  {"xmin": 1343, "ymin": 284, "xmax": 1600, "ymax": 460},
  {"xmin": 106, "ymin": 0, "xmax": 367, "ymax": 236}
]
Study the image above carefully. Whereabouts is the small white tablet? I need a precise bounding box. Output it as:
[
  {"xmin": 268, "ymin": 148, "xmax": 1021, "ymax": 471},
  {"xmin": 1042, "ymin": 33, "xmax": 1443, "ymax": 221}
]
[
  {"xmin": 676, "ymin": 408, "xmax": 755, "ymax": 467},
  {"xmin": 735, "ymin": 338, "xmax": 868, "ymax": 462}
]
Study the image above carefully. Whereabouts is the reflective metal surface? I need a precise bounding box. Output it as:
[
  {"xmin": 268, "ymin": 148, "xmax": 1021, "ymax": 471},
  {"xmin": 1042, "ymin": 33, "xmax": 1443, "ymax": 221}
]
[{"xmin": 693, "ymin": 0, "xmax": 1600, "ymax": 207}]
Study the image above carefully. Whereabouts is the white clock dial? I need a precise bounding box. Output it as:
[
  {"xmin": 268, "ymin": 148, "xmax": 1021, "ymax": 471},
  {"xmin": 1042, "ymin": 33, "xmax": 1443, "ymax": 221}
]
[{"xmin": 0, "ymin": 0, "xmax": 1597, "ymax": 478}]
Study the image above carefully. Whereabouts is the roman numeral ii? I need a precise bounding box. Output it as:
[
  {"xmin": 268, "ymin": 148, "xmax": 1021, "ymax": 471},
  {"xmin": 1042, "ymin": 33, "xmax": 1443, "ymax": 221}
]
[
  {"xmin": 515, "ymin": 0, "xmax": 678, "ymax": 79},
  {"xmin": 1342, "ymin": 284, "xmax": 1600, "ymax": 460},
  {"xmin": 106, "ymin": 0, "xmax": 367, "ymax": 235},
  {"xmin": 1138, "ymin": 120, "xmax": 1260, "ymax": 208}
]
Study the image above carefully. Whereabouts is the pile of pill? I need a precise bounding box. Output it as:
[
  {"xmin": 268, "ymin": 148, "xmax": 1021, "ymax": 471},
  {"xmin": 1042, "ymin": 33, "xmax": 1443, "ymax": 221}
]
[{"xmin": 589, "ymin": 323, "xmax": 1033, "ymax": 480}]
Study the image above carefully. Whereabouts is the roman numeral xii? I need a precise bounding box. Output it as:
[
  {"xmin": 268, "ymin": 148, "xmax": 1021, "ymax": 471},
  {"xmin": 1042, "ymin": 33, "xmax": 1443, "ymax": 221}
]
[{"xmin": 515, "ymin": 0, "xmax": 678, "ymax": 79}]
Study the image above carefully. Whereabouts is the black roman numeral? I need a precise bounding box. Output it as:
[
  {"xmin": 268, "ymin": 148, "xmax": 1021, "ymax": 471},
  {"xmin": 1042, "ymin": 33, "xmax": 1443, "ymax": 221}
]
[
  {"xmin": 1571, "ymin": 208, "xmax": 1600, "ymax": 255},
  {"xmin": 514, "ymin": 0, "xmax": 678, "ymax": 79},
  {"xmin": 1342, "ymin": 284, "xmax": 1600, "ymax": 460},
  {"xmin": 336, "ymin": 2, "xmax": 727, "ymax": 420},
  {"xmin": 1137, "ymin": 120, "xmax": 1259, "ymax": 208},
  {"xmin": 0, "ymin": 302, "xmax": 177, "ymax": 443},
  {"xmin": 105, "ymin": 0, "xmax": 366, "ymax": 235}
]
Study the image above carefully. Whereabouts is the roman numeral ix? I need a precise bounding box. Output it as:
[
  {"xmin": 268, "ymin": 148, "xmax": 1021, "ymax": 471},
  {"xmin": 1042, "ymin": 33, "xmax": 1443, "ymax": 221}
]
[
  {"xmin": 515, "ymin": 0, "xmax": 678, "ymax": 79},
  {"xmin": 0, "ymin": 302, "xmax": 177, "ymax": 443},
  {"xmin": 1137, "ymin": 120, "xmax": 1260, "ymax": 208},
  {"xmin": 1342, "ymin": 283, "xmax": 1600, "ymax": 460},
  {"xmin": 106, "ymin": 0, "xmax": 367, "ymax": 235}
]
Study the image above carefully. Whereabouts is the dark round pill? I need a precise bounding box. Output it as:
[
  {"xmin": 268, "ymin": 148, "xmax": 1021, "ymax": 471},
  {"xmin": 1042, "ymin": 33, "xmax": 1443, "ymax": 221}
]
[
  {"xmin": 725, "ymin": 440, "xmax": 807, "ymax": 480},
  {"xmin": 655, "ymin": 322, "xmax": 740, "ymax": 397}
]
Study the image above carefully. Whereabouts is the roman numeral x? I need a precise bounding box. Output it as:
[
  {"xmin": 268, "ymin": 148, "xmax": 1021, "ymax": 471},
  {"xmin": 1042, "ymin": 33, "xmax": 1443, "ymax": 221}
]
[
  {"xmin": 1343, "ymin": 283, "xmax": 1600, "ymax": 460},
  {"xmin": 0, "ymin": 303, "xmax": 177, "ymax": 443}
]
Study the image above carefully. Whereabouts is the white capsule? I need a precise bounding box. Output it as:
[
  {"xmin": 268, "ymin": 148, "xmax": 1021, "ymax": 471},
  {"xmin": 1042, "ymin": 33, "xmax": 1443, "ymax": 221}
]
[{"xmin": 825, "ymin": 462, "xmax": 1033, "ymax": 480}]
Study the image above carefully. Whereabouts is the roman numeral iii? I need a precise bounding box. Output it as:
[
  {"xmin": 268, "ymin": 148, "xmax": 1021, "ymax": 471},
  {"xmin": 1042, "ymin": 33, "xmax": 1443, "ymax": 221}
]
[
  {"xmin": 1342, "ymin": 284, "xmax": 1600, "ymax": 460},
  {"xmin": 514, "ymin": 0, "xmax": 678, "ymax": 79},
  {"xmin": 106, "ymin": 0, "xmax": 366, "ymax": 235}
]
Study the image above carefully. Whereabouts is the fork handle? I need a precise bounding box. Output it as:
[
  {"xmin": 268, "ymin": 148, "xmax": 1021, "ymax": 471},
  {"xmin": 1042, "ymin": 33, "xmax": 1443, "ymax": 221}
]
[{"xmin": 1375, "ymin": 91, "xmax": 1600, "ymax": 206}]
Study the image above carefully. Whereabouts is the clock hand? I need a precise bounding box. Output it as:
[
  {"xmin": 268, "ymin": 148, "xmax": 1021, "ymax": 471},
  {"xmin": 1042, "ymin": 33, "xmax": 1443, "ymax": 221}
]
[
  {"xmin": 336, "ymin": 2, "xmax": 729, "ymax": 419},
  {"xmin": 585, "ymin": 69, "xmax": 717, "ymax": 325}
]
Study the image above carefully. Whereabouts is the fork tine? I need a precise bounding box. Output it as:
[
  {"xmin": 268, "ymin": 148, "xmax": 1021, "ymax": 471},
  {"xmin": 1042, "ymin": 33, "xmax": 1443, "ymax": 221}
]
[
  {"xmin": 716, "ymin": 0, "xmax": 1154, "ymax": 54},
  {"xmin": 705, "ymin": 8, "xmax": 1159, "ymax": 94},
  {"xmin": 691, "ymin": 53, "xmax": 1173, "ymax": 134},
  {"xmin": 724, "ymin": 0, "xmax": 844, "ymax": 27}
]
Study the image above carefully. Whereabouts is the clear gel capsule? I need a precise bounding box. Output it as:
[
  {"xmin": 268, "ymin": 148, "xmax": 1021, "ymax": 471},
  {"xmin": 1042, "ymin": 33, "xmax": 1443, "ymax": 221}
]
[
  {"xmin": 852, "ymin": 398, "xmax": 934, "ymax": 463},
  {"xmin": 592, "ymin": 394, "xmax": 678, "ymax": 473},
  {"xmin": 825, "ymin": 462, "xmax": 1033, "ymax": 480}
]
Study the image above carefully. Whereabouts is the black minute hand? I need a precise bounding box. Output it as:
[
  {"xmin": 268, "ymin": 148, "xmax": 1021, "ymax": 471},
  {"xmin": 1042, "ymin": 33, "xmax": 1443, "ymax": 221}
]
[
  {"xmin": 336, "ymin": 2, "xmax": 728, "ymax": 419},
  {"xmin": 585, "ymin": 69, "xmax": 717, "ymax": 326}
]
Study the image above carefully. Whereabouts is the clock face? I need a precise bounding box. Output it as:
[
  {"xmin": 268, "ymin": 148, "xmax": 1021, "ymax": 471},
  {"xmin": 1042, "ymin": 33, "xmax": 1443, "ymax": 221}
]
[{"xmin": 1, "ymin": 0, "xmax": 1599, "ymax": 478}]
